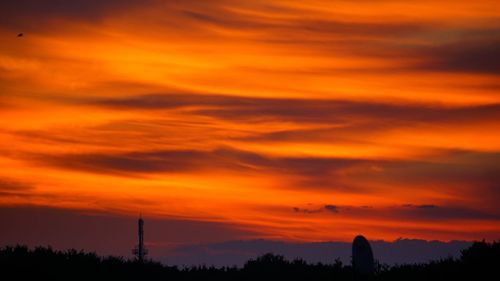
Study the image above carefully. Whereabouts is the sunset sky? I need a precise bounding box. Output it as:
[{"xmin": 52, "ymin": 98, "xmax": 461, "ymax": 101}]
[{"xmin": 1, "ymin": 0, "xmax": 500, "ymax": 256}]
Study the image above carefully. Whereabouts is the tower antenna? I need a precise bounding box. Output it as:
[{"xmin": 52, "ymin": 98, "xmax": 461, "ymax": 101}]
[{"xmin": 132, "ymin": 215, "xmax": 148, "ymax": 262}]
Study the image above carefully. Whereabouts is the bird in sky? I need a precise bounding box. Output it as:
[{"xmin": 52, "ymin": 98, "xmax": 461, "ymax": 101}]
[{"xmin": 18, "ymin": 33, "xmax": 23, "ymax": 37}]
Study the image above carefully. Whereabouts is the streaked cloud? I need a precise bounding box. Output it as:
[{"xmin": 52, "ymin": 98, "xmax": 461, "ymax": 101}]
[
  {"xmin": 0, "ymin": 178, "xmax": 35, "ymax": 198},
  {"xmin": 409, "ymin": 34, "xmax": 500, "ymax": 74},
  {"xmin": 292, "ymin": 203, "xmax": 500, "ymax": 221},
  {"xmin": 0, "ymin": 0, "xmax": 152, "ymax": 29},
  {"xmin": 0, "ymin": 0, "xmax": 499, "ymax": 246},
  {"xmin": 88, "ymin": 93, "xmax": 500, "ymax": 125}
]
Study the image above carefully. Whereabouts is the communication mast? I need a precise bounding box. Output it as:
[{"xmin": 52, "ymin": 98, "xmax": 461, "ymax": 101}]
[{"xmin": 132, "ymin": 216, "xmax": 148, "ymax": 262}]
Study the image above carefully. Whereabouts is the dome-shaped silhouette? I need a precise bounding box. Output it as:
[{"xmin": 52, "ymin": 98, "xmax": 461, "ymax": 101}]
[{"xmin": 352, "ymin": 235, "xmax": 375, "ymax": 276}]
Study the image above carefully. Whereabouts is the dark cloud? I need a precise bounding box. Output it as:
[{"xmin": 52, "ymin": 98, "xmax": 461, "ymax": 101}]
[
  {"xmin": 182, "ymin": 10, "xmax": 271, "ymax": 30},
  {"xmin": 20, "ymin": 144, "xmax": 395, "ymax": 193},
  {"xmin": 25, "ymin": 145, "xmax": 500, "ymax": 199},
  {"xmin": 293, "ymin": 205, "xmax": 342, "ymax": 214},
  {"xmin": 182, "ymin": 6, "xmax": 428, "ymax": 38},
  {"xmin": 324, "ymin": 205, "xmax": 339, "ymax": 213},
  {"xmin": 385, "ymin": 204, "xmax": 499, "ymax": 221},
  {"xmin": 0, "ymin": 0, "xmax": 432, "ymax": 42},
  {"xmin": 399, "ymin": 204, "xmax": 500, "ymax": 221},
  {"xmin": 357, "ymin": 151, "xmax": 500, "ymax": 204},
  {"xmin": 2, "ymin": 0, "xmax": 498, "ymax": 77},
  {"xmin": 90, "ymin": 93, "xmax": 500, "ymax": 125},
  {"xmin": 413, "ymin": 36, "xmax": 500, "ymax": 74},
  {"xmin": 293, "ymin": 20, "xmax": 427, "ymax": 38},
  {"xmin": 1, "ymin": 0, "xmax": 427, "ymax": 39},
  {"xmin": 292, "ymin": 207, "xmax": 323, "ymax": 214},
  {"xmin": 28, "ymin": 147, "xmax": 369, "ymax": 180},
  {"xmin": 292, "ymin": 203, "xmax": 500, "ymax": 222},
  {"xmin": 0, "ymin": 178, "xmax": 33, "ymax": 191},
  {"xmin": 0, "ymin": 0, "xmax": 153, "ymax": 30},
  {"xmin": 333, "ymin": 28, "xmax": 500, "ymax": 74},
  {"xmin": 218, "ymin": 10, "xmax": 498, "ymax": 76},
  {"xmin": 12, "ymin": 130, "xmax": 87, "ymax": 146},
  {"xmin": 402, "ymin": 204, "xmax": 438, "ymax": 209},
  {"xmin": 0, "ymin": 178, "xmax": 34, "ymax": 198},
  {"xmin": 35, "ymin": 150, "xmax": 210, "ymax": 175}
]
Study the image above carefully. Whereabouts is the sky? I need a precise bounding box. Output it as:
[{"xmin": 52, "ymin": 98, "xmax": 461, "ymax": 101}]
[{"xmin": 0, "ymin": 0, "xmax": 500, "ymax": 258}]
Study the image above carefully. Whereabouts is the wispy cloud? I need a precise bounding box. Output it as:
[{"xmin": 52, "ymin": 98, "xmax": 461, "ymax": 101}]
[
  {"xmin": 0, "ymin": 0, "xmax": 499, "ymax": 244},
  {"xmin": 89, "ymin": 93, "xmax": 500, "ymax": 125},
  {"xmin": 409, "ymin": 34, "xmax": 500, "ymax": 74},
  {"xmin": 292, "ymin": 203, "xmax": 500, "ymax": 222},
  {"xmin": 0, "ymin": 178, "xmax": 35, "ymax": 198},
  {"xmin": 0, "ymin": 0, "xmax": 153, "ymax": 29}
]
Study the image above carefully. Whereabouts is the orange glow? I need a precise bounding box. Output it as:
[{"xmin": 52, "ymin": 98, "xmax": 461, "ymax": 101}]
[{"xmin": 1, "ymin": 0, "xmax": 500, "ymax": 243}]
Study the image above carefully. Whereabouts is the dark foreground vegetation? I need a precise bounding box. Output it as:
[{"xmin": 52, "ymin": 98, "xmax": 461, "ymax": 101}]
[{"xmin": 0, "ymin": 241, "xmax": 498, "ymax": 280}]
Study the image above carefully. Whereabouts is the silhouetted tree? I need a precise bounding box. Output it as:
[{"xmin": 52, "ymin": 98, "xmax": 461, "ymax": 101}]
[{"xmin": 0, "ymin": 241, "xmax": 498, "ymax": 280}]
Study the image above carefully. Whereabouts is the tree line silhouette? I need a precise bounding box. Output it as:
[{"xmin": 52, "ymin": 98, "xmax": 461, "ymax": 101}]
[{"xmin": 0, "ymin": 241, "xmax": 498, "ymax": 280}]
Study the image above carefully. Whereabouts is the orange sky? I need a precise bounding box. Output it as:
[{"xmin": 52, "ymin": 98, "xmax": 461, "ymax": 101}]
[{"xmin": 1, "ymin": 0, "xmax": 500, "ymax": 245}]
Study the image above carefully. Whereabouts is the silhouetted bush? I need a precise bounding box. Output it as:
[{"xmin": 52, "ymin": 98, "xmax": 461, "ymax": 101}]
[{"xmin": 0, "ymin": 241, "xmax": 498, "ymax": 280}]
